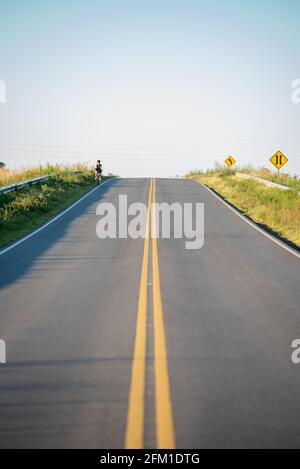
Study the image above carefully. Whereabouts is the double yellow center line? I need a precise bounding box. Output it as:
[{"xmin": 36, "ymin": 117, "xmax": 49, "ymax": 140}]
[{"xmin": 125, "ymin": 178, "xmax": 175, "ymax": 449}]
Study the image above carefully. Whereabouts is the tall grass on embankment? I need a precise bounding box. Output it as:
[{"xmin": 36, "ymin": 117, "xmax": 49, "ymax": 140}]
[
  {"xmin": 0, "ymin": 163, "xmax": 88, "ymax": 187},
  {"xmin": 0, "ymin": 166, "xmax": 109, "ymax": 248},
  {"xmin": 238, "ymin": 166, "xmax": 300, "ymax": 192},
  {"xmin": 186, "ymin": 168, "xmax": 300, "ymax": 248}
]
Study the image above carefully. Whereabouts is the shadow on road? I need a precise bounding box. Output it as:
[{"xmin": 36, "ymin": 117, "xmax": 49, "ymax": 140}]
[{"xmin": 0, "ymin": 178, "xmax": 120, "ymax": 289}]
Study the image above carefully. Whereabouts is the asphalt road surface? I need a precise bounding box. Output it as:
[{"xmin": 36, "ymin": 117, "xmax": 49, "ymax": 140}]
[{"xmin": 0, "ymin": 177, "xmax": 299, "ymax": 449}]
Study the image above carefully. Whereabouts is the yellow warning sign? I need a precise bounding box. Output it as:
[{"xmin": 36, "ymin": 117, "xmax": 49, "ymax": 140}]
[
  {"xmin": 224, "ymin": 156, "xmax": 236, "ymax": 168},
  {"xmin": 269, "ymin": 151, "xmax": 288, "ymax": 170}
]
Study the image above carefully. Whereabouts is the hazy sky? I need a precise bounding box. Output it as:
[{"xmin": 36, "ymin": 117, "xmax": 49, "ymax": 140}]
[{"xmin": 0, "ymin": 0, "xmax": 299, "ymax": 176}]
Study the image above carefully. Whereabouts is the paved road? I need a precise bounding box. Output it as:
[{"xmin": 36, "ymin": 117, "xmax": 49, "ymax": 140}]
[{"xmin": 0, "ymin": 178, "xmax": 299, "ymax": 448}]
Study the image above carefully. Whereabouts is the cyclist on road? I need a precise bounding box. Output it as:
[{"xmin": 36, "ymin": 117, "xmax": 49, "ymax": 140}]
[{"xmin": 95, "ymin": 160, "xmax": 103, "ymax": 185}]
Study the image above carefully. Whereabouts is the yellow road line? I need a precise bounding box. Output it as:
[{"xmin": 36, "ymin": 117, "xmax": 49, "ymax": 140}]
[
  {"xmin": 151, "ymin": 178, "xmax": 176, "ymax": 449},
  {"xmin": 125, "ymin": 178, "xmax": 153, "ymax": 449}
]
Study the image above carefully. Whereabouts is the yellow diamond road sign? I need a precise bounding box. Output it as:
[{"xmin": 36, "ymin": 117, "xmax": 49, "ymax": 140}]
[
  {"xmin": 269, "ymin": 151, "xmax": 288, "ymax": 170},
  {"xmin": 224, "ymin": 156, "xmax": 236, "ymax": 168}
]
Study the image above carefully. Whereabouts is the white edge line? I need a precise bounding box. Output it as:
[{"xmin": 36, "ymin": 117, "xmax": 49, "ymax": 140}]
[
  {"xmin": 190, "ymin": 179, "xmax": 300, "ymax": 260},
  {"xmin": 0, "ymin": 178, "xmax": 112, "ymax": 257}
]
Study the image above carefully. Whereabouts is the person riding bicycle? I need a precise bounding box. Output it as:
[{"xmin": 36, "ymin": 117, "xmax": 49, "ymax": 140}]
[{"xmin": 95, "ymin": 160, "xmax": 103, "ymax": 185}]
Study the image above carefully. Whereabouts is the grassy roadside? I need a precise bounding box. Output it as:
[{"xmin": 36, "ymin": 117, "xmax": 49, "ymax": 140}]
[
  {"xmin": 186, "ymin": 168, "xmax": 300, "ymax": 247},
  {"xmin": 0, "ymin": 163, "xmax": 88, "ymax": 187},
  {"xmin": 0, "ymin": 170, "xmax": 111, "ymax": 248},
  {"xmin": 237, "ymin": 167, "xmax": 300, "ymax": 192}
]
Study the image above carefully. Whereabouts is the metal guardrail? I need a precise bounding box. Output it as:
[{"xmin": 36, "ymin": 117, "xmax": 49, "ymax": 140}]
[
  {"xmin": 0, "ymin": 175, "xmax": 53, "ymax": 195},
  {"xmin": 236, "ymin": 173, "xmax": 300, "ymax": 195},
  {"xmin": 0, "ymin": 171, "xmax": 84, "ymax": 195}
]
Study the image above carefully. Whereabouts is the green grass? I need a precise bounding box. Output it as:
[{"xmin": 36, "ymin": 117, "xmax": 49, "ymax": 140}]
[
  {"xmin": 238, "ymin": 166, "xmax": 300, "ymax": 192},
  {"xmin": 186, "ymin": 169, "xmax": 300, "ymax": 247},
  {"xmin": 187, "ymin": 166, "xmax": 300, "ymax": 192},
  {"xmin": 0, "ymin": 168, "xmax": 111, "ymax": 248},
  {"xmin": 0, "ymin": 163, "xmax": 89, "ymax": 188}
]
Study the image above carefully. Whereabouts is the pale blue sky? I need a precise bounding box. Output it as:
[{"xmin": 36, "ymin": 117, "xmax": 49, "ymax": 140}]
[{"xmin": 0, "ymin": 0, "xmax": 299, "ymax": 176}]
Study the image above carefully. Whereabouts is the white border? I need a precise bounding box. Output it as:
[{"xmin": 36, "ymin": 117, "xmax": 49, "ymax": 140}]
[
  {"xmin": 192, "ymin": 179, "xmax": 300, "ymax": 260},
  {"xmin": 0, "ymin": 178, "xmax": 112, "ymax": 257}
]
